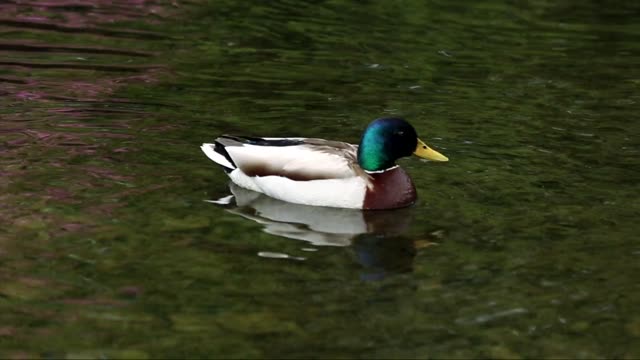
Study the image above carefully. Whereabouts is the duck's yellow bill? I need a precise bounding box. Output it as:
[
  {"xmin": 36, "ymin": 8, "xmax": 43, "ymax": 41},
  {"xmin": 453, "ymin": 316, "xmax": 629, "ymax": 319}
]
[{"xmin": 414, "ymin": 139, "xmax": 449, "ymax": 162}]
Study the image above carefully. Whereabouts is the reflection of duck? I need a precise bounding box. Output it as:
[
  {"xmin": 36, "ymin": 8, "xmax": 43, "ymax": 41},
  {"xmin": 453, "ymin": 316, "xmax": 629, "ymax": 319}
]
[
  {"xmin": 353, "ymin": 236, "xmax": 417, "ymax": 281},
  {"xmin": 209, "ymin": 184, "xmax": 443, "ymax": 280},
  {"xmin": 201, "ymin": 117, "xmax": 447, "ymax": 209},
  {"xmin": 210, "ymin": 184, "xmax": 414, "ymax": 246}
]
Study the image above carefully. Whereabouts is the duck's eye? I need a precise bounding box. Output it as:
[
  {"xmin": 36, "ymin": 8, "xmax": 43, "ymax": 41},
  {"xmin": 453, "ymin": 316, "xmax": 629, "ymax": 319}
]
[
  {"xmin": 423, "ymin": 145, "xmax": 427, "ymax": 149},
  {"xmin": 396, "ymin": 131, "xmax": 404, "ymax": 136}
]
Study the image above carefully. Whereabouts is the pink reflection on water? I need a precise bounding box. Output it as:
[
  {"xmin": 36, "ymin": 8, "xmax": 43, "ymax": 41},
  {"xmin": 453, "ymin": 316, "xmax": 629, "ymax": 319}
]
[
  {"xmin": 0, "ymin": 0, "xmax": 174, "ymax": 252},
  {"xmin": 9, "ymin": 73, "xmax": 162, "ymax": 103},
  {"xmin": 60, "ymin": 223, "xmax": 85, "ymax": 231},
  {"xmin": 45, "ymin": 187, "xmax": 74, "ymax": 202},
  {"xmin": 60, "ymin": 298, "xmax": 127, "ymax": 306},
  {"xmin": 86, "ymin": 167, "xmax": 133, "ymax": 182},
  {"xmin": 0, "ymin": 0, "xmax": 172, "ymax": 27},
  {"xmin": 15, "ymin": 91, "xmax": 44, "ymax": 101}
]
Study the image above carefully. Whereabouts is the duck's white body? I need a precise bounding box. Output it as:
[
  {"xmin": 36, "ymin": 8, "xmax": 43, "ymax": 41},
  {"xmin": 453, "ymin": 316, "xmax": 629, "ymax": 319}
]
[
  {"xmin": 201, "ymin": 137, "xmax": 370, "ymax": 209},
  {"xmin": 227, "ymin": 169, "xmax": 369, "ymax": 209}
]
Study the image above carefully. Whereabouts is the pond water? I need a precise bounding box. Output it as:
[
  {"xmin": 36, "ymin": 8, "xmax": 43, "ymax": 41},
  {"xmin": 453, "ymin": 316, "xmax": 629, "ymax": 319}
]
[{"xmin": 1, "ymin": 0, "xmax": 639, "ymax": 358}]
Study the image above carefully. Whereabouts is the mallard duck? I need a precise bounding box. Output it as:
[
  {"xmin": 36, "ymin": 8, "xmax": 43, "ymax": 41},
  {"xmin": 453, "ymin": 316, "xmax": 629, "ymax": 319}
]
[{"xmin": 201, "ymin": 117, "xmax": 448, "ymax": 210}]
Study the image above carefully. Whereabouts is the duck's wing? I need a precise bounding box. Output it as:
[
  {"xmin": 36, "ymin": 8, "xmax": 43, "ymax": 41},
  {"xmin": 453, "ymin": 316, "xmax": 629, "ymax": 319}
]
[{"xmin": 202, "ymin": 135, "xmax": 362, "ymax": 181}]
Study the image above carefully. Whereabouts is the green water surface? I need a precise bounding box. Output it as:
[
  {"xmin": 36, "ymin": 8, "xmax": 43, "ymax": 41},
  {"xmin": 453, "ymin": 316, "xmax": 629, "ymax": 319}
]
[{"xmin": 0, "ymin": 0, "xmax": 639, "ymax": 358}]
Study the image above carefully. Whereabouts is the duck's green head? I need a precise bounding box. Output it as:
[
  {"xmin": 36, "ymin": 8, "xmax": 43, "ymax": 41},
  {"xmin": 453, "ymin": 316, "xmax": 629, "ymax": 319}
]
[{"xmin": 357, "ymin": 117, "xmax": 448, "ymax": 172}]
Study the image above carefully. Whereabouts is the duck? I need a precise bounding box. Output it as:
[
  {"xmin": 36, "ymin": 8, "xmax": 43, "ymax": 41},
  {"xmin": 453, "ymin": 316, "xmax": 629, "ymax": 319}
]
[{"xmin": 201, "ymin": 117, "xmax": 448, "ymax": 210}]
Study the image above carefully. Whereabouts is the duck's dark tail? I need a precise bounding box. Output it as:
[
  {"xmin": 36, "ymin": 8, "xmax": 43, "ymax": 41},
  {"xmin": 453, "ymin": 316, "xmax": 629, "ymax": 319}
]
[{"xmin": 201, "ymin": 138, "xmax": 237, "ymax": 173}]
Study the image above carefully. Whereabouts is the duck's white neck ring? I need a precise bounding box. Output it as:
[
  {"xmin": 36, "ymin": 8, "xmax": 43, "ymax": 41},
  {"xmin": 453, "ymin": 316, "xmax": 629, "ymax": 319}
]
[{"xmin": 364, "ymin": 165, "xmax": 399, "ymax": 174}]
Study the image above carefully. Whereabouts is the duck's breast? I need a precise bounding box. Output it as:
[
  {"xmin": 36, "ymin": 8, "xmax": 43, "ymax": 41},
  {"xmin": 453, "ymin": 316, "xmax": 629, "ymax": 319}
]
[{"xmin": 363, "ymin": 167, "xmax": 417, "ymax": 210}]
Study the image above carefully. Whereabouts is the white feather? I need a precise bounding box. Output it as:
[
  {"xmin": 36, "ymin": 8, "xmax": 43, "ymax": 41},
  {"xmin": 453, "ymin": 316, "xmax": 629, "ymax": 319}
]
[
  {"xmin": 204, "ymin": 195, "xmax": 234, "ymax": 205},
  {"xmin": 228, "ymin": 169, "xmax": 262, "ymax": 193},
  {"xmin": 201, "ymin": 143, "xmax": 235, "ymax": 169},
  {"xmin": 225, "ymin": 144, "xmax": 356, "ymax": 179},
  {"xmin": 228, "ymin": 169, "xmax": 366, "ymax": 208}
]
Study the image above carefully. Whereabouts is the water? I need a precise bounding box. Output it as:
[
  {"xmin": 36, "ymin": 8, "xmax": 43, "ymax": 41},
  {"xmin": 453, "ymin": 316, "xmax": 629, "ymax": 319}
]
[{"xmin": 1, "ymin": 0, "xmax": 639, "ymax": 358}]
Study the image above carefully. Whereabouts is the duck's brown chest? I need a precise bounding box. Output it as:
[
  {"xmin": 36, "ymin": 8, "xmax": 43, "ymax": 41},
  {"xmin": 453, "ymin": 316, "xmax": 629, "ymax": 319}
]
[{"xmin": 363, "ymin": 167, "xmax": 417, "ymax": 210}]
